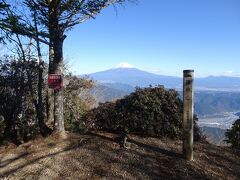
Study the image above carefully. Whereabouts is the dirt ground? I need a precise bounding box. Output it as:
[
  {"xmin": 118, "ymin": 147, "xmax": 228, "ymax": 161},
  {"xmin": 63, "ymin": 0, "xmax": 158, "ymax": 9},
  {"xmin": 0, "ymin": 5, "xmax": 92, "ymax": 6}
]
[{"xmin": 0, "ymin": 131, "xmax": 240, "ymax": 180}]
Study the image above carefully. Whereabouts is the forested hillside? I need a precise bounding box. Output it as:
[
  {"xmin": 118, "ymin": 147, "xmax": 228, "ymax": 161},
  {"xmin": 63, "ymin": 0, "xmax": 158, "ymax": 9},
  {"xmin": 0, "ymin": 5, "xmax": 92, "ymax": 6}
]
[
  {"xmin": 195, "ymin": 91, "xmax": 240, "ymax": 115},
  {"xmin": 86, "ymin": 83, "xmax": 240, "ymax": 116}
]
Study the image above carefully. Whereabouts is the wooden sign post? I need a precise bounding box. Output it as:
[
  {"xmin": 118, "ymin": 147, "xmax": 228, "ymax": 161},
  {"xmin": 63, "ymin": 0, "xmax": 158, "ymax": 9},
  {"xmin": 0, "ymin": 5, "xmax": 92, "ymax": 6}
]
[{"xmin": 183, "ymin": 70, "xmax": 194, "ymax": 161}]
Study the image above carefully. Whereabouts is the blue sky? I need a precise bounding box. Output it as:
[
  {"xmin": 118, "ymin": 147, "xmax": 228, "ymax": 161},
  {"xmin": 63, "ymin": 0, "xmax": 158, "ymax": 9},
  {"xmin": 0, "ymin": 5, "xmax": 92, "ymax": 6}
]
[{"xmin": 64, "ymin": 0, "xmax": 240, "ymax": 77}]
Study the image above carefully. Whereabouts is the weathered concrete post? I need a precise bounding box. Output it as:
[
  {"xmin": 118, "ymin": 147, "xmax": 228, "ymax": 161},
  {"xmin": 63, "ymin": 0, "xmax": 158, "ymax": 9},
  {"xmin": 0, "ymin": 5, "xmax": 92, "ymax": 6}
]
[{"xmin": 183, "ymin": 70, "xmax": 194, "ymax": 161}]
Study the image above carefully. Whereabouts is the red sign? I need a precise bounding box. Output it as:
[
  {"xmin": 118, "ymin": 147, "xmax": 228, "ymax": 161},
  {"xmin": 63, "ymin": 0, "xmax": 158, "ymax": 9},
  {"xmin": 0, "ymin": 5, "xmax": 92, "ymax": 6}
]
[{"xmin": 48, "ymin": 74, "xmax": 62, "ymax": 89}]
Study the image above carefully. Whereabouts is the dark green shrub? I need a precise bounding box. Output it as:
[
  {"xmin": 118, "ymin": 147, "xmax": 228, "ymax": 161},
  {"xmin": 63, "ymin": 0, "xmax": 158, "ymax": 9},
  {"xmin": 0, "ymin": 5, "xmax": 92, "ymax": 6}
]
[
  {"xmin": 225, "ymin": 119, "xmax": 240, "ymax": 148},
  {"xmin": 85, "ymin": 86, "xmax": 202, "ymax": 140},
  {"xmin": 84, "ymin": 101, "xmax": 118, "ymax": 131}
]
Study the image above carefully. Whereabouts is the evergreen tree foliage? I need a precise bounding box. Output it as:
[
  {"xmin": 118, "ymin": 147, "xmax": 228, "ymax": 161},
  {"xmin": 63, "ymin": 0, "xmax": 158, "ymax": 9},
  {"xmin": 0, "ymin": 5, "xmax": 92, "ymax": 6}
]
[{"xmin": 225, "ymin": 119, "xmax": 240, "ymax": 148}]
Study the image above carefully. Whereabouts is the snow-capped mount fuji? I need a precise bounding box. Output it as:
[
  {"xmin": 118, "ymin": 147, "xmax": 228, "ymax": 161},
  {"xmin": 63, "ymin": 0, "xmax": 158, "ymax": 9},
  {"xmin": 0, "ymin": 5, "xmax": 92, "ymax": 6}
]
[
  {"xmin": 83, "ymin": 65, "xmax": 240, "ymax": 117},
  {"xmin": 114, "ymin": 62, "xmax": 134, "ymax": 69},
  {"xmin": 88, "ymin": 65, "xmax": 182, "ymax": 89},
  {"xmin": 86, "ymin": 64, "xmax": 240, "ymax": 92}
]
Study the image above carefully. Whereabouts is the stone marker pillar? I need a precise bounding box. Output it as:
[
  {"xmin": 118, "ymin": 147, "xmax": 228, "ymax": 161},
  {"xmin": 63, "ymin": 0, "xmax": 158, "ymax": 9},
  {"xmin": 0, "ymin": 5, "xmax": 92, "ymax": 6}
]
[{"xmin": 183, "ymin": 70, "xmax": 194, "ymax": 161}]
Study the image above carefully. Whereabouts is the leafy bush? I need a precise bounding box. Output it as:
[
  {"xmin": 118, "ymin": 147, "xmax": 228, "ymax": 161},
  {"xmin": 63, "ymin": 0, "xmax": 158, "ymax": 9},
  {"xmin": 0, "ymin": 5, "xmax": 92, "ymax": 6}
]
[
  {"xmin": 64, "ymin": 75, "xmax": 95, "ymax": 132},
  {"xmin": 225, "ymin": 119, "xmax": 240, "ymax": 148},
  {"xmin": 85, "ymin": 86, "xmax": 202, "ymax": 141},
  {"xmin": 0, "ymin": 56, "xmax": 41, "ymax": 143}
]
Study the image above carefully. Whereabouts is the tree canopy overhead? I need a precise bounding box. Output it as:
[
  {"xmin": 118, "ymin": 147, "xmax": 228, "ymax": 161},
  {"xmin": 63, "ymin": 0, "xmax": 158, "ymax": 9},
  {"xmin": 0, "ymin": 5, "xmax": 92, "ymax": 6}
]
[
  {"xmin": 0, "ymin": 0, "xmax": 132, "ymax": 44},
  {"xmin": 0, "ymin": 0, "xmax": 133, "ymax": 132}
]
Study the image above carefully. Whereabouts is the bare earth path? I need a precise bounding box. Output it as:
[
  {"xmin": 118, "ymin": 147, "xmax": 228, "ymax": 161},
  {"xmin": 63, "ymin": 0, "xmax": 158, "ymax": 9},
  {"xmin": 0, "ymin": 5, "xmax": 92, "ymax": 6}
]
[{"xmin": 0, "ymin": 131, "xmax": 240, "ymax": 180}]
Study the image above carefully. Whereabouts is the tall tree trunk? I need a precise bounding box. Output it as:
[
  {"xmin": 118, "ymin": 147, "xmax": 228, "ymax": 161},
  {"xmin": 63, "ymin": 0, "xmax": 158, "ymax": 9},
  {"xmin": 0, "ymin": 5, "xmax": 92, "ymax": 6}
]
[
  {"xmin": 3, "ymin": 116, "xmax": 14, "ymax": 138},
  {"xmin": 53, "ymin": 38, "xmax": 64, "ymax": 132},
  {"xmin": 48, "ymin": 0, "xmax": 65, "ymax": 132},
  {"xmin": 33, "ymin": 10, "xmax": 53, "ymax": 136},
  {"xmin": 36, "ymin": 49, "xmax": 52, "ymax": 137},
  {"xmin": 46, "ymin": 44, "xmax": 55, "ymax": 127},
  {"xmin": 3, "ymin": 113, "xmax": 17, "ymax": 143}
]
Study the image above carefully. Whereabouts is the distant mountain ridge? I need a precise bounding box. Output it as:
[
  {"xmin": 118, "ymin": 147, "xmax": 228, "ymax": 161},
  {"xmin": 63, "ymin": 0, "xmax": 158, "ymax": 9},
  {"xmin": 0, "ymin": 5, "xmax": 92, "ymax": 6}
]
[
  {"xmin": 196, "ymin": 76, "xmax": 240, "ymax": 91},
  {"xmin": 88, "ymin": 67, "xmax": 182, "ymax": 89},
  {"xmin": 195, "ymin": 91, "xmax": 240, "ymax": 115},
  {"xmin": 86, "ymin": 67, "xmax": 240, "ymax": 92}
]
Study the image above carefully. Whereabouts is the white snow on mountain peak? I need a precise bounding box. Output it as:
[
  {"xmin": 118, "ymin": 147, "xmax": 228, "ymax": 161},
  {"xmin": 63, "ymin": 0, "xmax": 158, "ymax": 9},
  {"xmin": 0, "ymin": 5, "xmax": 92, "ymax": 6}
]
[{"xmin": 115, "ymin": 62, "xmax": 134, "ymax": 69}]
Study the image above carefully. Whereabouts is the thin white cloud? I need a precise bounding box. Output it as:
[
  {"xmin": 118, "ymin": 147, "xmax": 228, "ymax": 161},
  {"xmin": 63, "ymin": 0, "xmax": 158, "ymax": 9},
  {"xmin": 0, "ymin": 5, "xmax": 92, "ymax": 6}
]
[{"xmin": 222, "ymin": 70, "xmax": 240, "ymax": 77}]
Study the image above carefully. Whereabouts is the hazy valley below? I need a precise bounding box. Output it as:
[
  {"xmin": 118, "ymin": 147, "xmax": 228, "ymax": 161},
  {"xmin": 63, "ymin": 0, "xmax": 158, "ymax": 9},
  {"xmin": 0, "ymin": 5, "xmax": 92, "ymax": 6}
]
[
  {"xmin": 198, "ymin": 111, "xmax": 240, "ymax": 129},
  {"xmin": 198, "ymin": 112, "xmax": 240, "ymax": 146}
]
